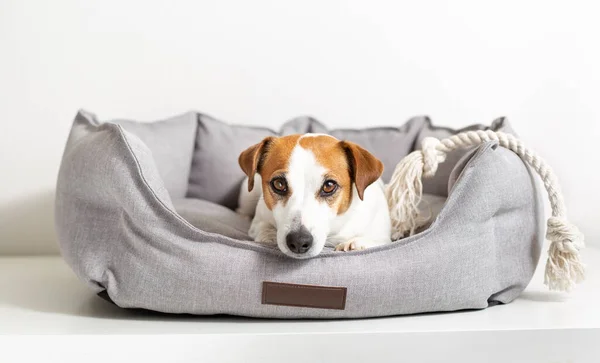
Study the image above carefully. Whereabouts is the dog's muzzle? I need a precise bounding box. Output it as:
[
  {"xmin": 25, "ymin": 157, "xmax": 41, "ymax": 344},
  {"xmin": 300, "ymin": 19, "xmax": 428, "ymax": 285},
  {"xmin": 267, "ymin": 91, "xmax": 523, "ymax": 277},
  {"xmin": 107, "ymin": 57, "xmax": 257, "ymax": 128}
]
[{"xmin": 285, "ymin": 226, "xmax": 313, "ymax": 255}]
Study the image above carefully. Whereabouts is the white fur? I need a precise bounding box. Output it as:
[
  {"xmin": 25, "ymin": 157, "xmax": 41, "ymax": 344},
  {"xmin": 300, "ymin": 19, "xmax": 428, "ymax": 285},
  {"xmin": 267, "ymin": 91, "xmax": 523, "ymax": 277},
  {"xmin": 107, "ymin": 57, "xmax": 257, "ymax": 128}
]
[{"xmin": 238, "ymin": 138, "xmax": 392, "ymax": 259}]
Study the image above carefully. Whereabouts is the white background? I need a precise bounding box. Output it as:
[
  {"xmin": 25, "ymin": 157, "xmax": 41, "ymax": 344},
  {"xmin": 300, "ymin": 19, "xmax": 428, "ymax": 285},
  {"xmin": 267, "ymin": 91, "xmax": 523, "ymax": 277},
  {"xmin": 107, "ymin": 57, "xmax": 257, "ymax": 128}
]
[{"xmin": 1, "ymin": 0, "xmax": 598, "ymax": 254}]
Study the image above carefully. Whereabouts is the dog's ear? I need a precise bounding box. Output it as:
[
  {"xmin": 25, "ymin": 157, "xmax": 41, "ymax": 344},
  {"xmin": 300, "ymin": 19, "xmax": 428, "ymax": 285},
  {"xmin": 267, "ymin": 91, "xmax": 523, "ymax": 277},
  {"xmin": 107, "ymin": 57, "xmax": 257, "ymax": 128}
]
[
  {"xmin": 238, "ymin": 137, "xmax": 274, "ymax": 192},
  {"xmin": 340, "ymin": 141, "xmax": 384, "ymax": 200}
]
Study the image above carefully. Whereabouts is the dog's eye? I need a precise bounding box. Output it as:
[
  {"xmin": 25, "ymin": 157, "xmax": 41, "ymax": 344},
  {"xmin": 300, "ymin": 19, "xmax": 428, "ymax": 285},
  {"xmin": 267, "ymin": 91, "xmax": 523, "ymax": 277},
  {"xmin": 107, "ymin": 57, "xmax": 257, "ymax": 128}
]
[
  {"xmin": 270, "ymin": 178, "xmax": 288, "ymax": 195},
  {"xmin": 321, "ymin": 180, "xmax": 338, "ymax": 195}
]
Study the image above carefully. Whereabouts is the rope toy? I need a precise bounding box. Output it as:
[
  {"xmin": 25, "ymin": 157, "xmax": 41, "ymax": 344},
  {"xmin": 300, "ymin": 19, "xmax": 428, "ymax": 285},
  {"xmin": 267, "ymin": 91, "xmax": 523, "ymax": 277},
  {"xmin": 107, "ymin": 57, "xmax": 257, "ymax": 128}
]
[{"xmin": 385, "ymin": 130, "xmax": 585, "ymax": 292}]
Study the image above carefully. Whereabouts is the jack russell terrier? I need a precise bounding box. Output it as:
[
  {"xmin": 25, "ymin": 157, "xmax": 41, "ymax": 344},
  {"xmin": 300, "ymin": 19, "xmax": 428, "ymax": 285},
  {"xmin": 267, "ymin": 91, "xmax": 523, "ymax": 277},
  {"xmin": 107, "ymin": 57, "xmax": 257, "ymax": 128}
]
[{"xmin": 237, "ymin": 133, "xmax": 392, "ymax": 259}]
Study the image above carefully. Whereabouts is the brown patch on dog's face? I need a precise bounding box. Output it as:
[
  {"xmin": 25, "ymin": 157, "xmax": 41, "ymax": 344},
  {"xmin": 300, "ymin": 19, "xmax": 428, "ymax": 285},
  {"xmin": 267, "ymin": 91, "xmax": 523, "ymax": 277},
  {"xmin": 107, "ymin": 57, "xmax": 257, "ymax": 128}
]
[
  {"xmin": 238, "ymin": 135, "xmax": 302, "ymax": 210},
  {"xmin": 298, "ymin": 136, "xmax": 355, "ymax": 215},
  {"xmin": 259, "ymin": 135, "xmax": 303, "ymax": 210}
]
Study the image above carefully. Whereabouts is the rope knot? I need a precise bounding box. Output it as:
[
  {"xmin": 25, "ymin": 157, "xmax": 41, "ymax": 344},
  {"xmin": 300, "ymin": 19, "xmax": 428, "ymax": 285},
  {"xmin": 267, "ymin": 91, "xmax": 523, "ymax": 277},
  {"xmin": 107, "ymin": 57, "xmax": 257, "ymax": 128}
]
[
  {"xmin": 421, "ymin": 137, "xmax": 445, "ymax": 177},
  {"xmin": 546, "ymin": 217, "xmax": 585, "ymax": 251},
  {"xmin": 544, "ymin": 216, "xmax": 585, "ymax": 291}
]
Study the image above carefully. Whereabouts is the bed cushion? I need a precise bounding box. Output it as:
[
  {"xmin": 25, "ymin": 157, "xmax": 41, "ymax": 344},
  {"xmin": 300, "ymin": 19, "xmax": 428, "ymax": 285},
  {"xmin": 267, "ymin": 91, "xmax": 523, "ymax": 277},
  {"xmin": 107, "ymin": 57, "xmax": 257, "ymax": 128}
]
[
  {"xmin": 329, "ymin": 116, "xmax": 426, "ymax": 182},
  {"xmin": 173, "ymin": 198, "xmax": 252, "ymax": 241},
  {"xmin": 110, "ymin": 112, "xmax": 197, "ymax": 198}
]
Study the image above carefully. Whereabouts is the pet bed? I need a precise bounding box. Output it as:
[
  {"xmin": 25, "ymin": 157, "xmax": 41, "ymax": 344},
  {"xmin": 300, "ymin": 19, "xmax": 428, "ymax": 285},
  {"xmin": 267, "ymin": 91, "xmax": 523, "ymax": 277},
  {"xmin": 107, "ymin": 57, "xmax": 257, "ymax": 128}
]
[{"xmin": 55, "ymin": 110, "xmax": 584, "ymax": 318}]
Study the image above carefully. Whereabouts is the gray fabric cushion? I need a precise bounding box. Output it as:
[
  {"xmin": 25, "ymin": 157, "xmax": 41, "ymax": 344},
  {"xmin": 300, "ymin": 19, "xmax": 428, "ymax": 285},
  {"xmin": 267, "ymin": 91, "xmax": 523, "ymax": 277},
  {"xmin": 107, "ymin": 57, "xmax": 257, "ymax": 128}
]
[
  {"xmin": 55, "ymin": 110, "xmax": 544, "ymax": 319},
  {"xmin": 279, "ymin": 116, "xmax": 329, "ymax": 135},
  {"xmin": 330, "ymin": 116, "xmax": 427, "ymax": 182},
  {"xmin": 103, "ymin": 111, "xmax": 197, "ymax": 199},
  {"xmin": 173, "ymin": 198, "xmax": 252, "ymax": 241}
]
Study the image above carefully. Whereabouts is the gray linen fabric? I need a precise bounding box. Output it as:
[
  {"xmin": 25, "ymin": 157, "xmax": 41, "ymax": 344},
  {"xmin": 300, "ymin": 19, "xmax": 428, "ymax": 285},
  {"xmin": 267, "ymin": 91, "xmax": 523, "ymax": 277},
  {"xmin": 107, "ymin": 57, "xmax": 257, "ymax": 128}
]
[
  {"xmin": 55, "ymin": 110, "xmax": 543, "ymax": 318},
  {"xmin": 330, "ymin": 116, "xmax": 427, "ymax": 182},
  {"xmin": 173, "ymin": 198, "xmax": 252, "ymax": 241},
  {"xmin": 110, "ymin": 111, "xmax": 197, "ymax": 199}
]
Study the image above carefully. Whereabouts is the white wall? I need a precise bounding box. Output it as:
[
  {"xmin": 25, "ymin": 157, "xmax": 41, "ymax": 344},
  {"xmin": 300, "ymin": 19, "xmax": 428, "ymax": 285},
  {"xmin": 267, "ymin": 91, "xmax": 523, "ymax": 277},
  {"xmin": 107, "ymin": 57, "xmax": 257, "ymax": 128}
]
[{"xmin": 1, "ymin": 0, "xmax": 598, "ymax": 255}]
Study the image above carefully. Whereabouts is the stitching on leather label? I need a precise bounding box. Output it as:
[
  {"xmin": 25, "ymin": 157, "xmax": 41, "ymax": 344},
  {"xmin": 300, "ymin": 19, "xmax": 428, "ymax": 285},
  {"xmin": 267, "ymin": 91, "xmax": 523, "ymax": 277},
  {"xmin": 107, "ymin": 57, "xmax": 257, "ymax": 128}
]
[{"xmin": 262, "ymin": 281, "xmax": 347, "ymax": 310}]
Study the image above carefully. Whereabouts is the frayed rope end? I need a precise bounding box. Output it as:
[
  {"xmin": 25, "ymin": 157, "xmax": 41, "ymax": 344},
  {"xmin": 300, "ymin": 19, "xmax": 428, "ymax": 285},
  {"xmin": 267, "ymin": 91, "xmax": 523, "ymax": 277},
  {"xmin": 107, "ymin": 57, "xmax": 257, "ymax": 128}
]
[{"xmin": 544, "ymin": 216, "xmax": 585, "ymax": 292}]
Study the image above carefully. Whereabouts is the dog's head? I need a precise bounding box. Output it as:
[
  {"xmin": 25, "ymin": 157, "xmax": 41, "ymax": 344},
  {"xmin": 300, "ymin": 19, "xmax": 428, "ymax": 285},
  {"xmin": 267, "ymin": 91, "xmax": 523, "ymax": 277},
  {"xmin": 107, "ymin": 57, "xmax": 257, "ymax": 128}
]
[{"xmin": 239, "ymin": 134, "xmax": 383, "ymax": 258}]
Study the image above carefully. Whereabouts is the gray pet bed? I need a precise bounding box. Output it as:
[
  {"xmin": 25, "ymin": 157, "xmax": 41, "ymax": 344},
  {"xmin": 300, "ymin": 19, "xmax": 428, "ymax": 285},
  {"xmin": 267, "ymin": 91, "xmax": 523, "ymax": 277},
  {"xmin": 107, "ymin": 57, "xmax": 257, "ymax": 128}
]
[{"xmin": 55, "ymin": 110, "xmax": 543, "ymax": 318}]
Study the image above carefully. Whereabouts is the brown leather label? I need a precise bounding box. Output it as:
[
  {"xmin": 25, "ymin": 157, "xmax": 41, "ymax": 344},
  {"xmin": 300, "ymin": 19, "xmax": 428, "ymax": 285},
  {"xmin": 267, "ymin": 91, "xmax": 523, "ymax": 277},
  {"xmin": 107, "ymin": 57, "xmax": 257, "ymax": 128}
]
[{"xmin": 262, "ymin": 281, "xmax": 347, "ymax": 310}]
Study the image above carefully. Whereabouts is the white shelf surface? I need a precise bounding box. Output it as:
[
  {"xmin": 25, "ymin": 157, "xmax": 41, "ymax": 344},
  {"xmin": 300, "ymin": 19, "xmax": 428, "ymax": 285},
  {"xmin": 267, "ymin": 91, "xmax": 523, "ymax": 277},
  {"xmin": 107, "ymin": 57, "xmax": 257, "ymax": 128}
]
[{"xmin": 0, "ymin": 248, "xmax": 598, "ymax": 362}]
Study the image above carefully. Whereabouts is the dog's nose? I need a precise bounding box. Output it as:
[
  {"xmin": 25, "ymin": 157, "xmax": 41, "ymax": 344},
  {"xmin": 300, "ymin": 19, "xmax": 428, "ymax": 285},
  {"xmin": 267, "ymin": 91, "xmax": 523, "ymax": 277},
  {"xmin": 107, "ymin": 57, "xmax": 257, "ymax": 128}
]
[{"xmin": 286, "ymin": 227, "xmax": 313, "ymax": 254}]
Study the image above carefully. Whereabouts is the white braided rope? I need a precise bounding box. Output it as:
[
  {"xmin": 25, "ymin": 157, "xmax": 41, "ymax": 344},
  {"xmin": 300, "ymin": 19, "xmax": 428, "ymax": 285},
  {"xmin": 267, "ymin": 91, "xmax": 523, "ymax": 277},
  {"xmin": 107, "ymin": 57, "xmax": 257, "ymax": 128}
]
[
  {"xmin": 437, "ymin": 131, "xmax": 566, "ymax": 217},
  {"xmin": 385, "ymin": 130, "xmax": 585, "ymax": 292}
]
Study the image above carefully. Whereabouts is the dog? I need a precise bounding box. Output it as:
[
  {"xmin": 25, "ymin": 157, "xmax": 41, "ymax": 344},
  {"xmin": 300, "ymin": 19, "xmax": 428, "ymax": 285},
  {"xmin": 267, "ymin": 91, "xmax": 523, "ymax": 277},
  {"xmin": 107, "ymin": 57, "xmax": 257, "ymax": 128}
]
[{"xmin": 237, "ymin": 133, "xmax": 392, "ymax": 259}]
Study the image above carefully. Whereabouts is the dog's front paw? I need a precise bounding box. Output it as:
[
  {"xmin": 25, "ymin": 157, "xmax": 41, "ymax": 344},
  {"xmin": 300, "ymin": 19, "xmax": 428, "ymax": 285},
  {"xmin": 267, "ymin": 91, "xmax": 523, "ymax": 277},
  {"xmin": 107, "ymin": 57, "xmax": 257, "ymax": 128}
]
[
  {"xmin": 248, "ymin": 219, "xmax": 277, "ymax": 245},
  {"xmin": 334, "ymin": 238, "xmax": 367, "ymax": 252},
  {"xmin": 253, "ymin": 224, "xmax": 278, "ymax": 245}
]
